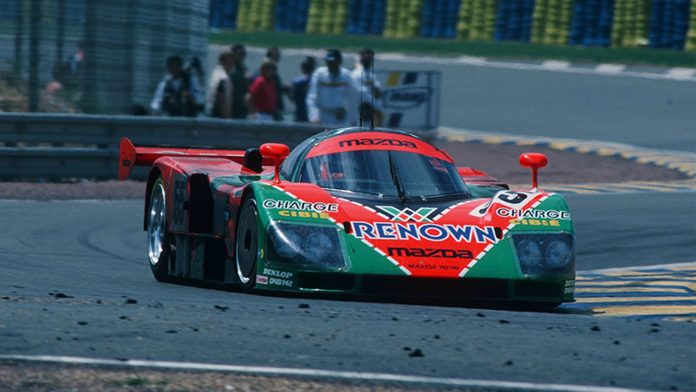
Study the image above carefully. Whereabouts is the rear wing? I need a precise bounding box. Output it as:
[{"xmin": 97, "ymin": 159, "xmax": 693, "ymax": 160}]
[
  {"xmin": 457, "ymin": 167, "xmax": 509, "ymax": 189},
  {"xmin": 119, "ymin": 138, "xmax": 251, "ymax": 180}
]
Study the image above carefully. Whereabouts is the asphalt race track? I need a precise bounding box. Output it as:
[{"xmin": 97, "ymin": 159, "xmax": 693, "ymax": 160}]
[
  {"xmin": 567, "ymin": 192, "xmax": 696, "ymax": 269},
  {"xmin": 0, "ymin": 196, "xmax": 694, "ymax": 391}
]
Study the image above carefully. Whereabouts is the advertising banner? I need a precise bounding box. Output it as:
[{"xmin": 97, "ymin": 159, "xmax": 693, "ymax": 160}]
[{"xmin": 375, "ymin": 70, "xmax": 441, "ymax": 130}]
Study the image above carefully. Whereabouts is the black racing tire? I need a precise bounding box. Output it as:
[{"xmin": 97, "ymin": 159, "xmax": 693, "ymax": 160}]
[
  {"xmin": 147, "ymin": 177, "xmax": 173, "ymax": 281},
  {"xmin": 235, "ymin": 196, "xmax": 260, "ymax": 290}
]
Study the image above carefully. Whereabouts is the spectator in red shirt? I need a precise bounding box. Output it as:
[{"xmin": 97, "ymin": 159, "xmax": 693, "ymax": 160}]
[{"xmin": 246, "ymin": 61, "xmax": 278, "ymax": 122}]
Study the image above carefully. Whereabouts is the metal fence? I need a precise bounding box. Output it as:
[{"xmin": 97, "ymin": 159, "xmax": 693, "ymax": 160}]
[
  {"xmin": 0, "ymin": 113, "xmax": 325, "ymax": 180},
  {"xmin": 1, "ymin": 0, "xmax": 208, "ymax": 114}
]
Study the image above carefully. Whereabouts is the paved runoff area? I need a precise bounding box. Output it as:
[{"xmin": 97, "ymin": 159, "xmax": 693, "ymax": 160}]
[{"xmin": 565, "ymin": 262, "xmax": 696, "ymax": 321}]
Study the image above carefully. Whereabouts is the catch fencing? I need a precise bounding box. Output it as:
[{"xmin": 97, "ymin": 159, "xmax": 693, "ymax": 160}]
[{"xmin": 2, "ymin": 0, "xmax": 208, "ymax": 114}]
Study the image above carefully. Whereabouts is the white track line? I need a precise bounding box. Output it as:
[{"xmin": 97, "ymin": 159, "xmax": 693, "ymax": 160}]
[
  {"xmin": 542, "ymin": 60, "xmax": 571, "ymax": 70},
  {"xmin": 595, "ymin": 64, "xmax": 625, "ymax": 73},
  {"xmin": 580, "ymin": 261, "xmax": 696, "ymax": 274},
  {"xmin": 665, "ymin": 67, "xmax": 696, "ymax": 80},
  {"xmin": 0, "ymin": 355, "xmax": 657, "ymax": 392}
]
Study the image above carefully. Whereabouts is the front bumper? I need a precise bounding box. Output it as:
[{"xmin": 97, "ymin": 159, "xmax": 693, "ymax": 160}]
[{"xmin": 255, "ymin": 270, "xmax": 575, "ymax": 304}]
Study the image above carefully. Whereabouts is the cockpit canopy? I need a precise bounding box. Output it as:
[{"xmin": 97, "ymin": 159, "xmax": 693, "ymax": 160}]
[{"xmin": 282, "ymin": 128, "xmax": 470, "ymax": 201}]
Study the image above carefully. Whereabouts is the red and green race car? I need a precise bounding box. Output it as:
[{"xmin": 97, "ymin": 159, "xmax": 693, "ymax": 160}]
[{"xmin": 119, "ymin": 127, "xmax": 575, "ymax": 305}]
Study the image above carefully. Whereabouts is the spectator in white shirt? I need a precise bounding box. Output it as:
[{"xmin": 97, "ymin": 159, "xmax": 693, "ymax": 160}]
[
  {"xmin": 306, "ymin": 49, "xmax": 356, "ymax": 127},
  {"xmin": 351, "ymin": 48, "xmax": 383, "ymax": 127},
  {"xmin": 206, "ymin": 52, "xmax": 235, "ymax": 118}
]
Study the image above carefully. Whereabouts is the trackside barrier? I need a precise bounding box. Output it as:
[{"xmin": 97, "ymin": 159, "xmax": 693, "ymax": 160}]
[
  {"xmin": 0, "ymin": 113, "xmax": 327, "ymax": 181},
  {"xmin": 0, "ymin": 147, "xmax": 114, "ymax": 180},
  {"xmin": 0, "ymin": 113, "xmax": 437, "ymax": 181}
]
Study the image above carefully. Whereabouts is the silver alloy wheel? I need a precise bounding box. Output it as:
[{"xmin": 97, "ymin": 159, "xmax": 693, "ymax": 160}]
[
  {"xmin": 147, "ymin": 182, "xmax": 166, "ymax": 266},
  {"xmin": 236, "ymin": 199, "xmax": 259, "ymax": 284}
]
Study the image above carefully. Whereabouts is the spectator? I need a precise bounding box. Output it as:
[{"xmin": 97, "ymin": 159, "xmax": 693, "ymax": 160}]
[
  {"xmin": 150, "ymin": 55, "xmax": 203, "ymax": 117},
  {"xmin": 68, "ymin": 41, "xmax": 84, "ymax": 78},
  {"xmin": 351, "ymin": 48, "xmax": 383, "ymax": 127},
  {"xmin": 206, "ymin": 52, "xmax": 235, "ymax": 118},
  {"xmin": 266, "ymin": 47, "xmax": 281, "ymax": 64},
  {"xmin": 229, "ymin": 44, "xmax": 249, "ymax": 119},
  {"xmin": 246, "ymin": 61, "xmax": 278, "ymax": 122},
  {"xmin": 45, "ymin": 64, "xmax": 66, "ymax": 107},
  {"xmin": 306, "ymin": 49, "xmax": 356, "ymax": 127},
  {"xmin": 185, "ymin": 56, "xmax": 206, "ymax": 113},
  {"xmin": 61, "ymin": 41, "xmax": 83, "ymax": 91},
  {"xmin": 254, "ymin": 47, "xmax": 289, "ymax": 121},
  {"xmin": 291, "ymin": 56, "xmax": 316, "ymax": 122}
]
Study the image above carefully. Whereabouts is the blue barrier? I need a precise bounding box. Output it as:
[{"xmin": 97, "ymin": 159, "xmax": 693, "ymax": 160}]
[
  {"xmin": 371, "ymin": 0, "xmax": 387, "ymax": 35},
  {"xmin": 421, "ymin": 0, "xmax": 435, "ymax": 37},
  {"xmin": 347, "ymin": 0, "xmax": 387, "ymax": 35},
  {"xmin": 420, "ymin": 0, "xmax": 461, "ymax": 38},
  {"xmin": 569, "ymin": 0, "xmax": 614, "ymax": 47},
  {"xmin": 347, "ymin": 0, "xmax": 361, "ymax": 35},
  {"xmin": 649, "ymin": 0, "xmax": 691, "ymax": 49},
  {"xmin": 495, "ymin": 0, "xmax": 535, "ymax": 41},
  {"xmin": 521, "ymin": 0, "xmax": 534, "ymax": 41},
  {"xmin": 210, "ymin": 0, "xmax": 239, "ymax": 29},
  {"xmin": 672, "ymin": 0, "xmax": 690, "ymax": 49},
  {"xmin": 276, "ymin": 0, "xmax": 310, "ymax": 32},
  {"xmin": 443, "ymin": 0, "xmax": 461, "ymax": 38}
]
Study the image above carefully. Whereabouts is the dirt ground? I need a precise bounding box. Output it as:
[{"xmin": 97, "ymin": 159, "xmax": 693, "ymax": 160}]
[
  {"xmin": 0, "ymin": 141, "xmax": 687, "ymax": 200},
  {"xmin": 0, "ymin": 363, "xmax": 442, "ymax": 392}
]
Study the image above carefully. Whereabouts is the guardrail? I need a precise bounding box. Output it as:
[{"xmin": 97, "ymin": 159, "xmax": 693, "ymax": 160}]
[
  {"xmin": 0, "ymin": 113, "xmax": 325, "ymax": 180},
  {"xmin": 0, "ymin": 113, "xmax": 435, "ymax": 180}
]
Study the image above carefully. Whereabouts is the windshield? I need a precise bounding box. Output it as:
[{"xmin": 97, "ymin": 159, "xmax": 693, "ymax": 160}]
[{"xmin": 299, "ymin": 150, "xmax": 470, "ymax": 199}]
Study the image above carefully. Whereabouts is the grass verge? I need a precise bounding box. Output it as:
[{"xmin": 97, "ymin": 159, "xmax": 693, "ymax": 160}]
[{"xmin": 210, "ymin": 30, "xmax": 696, "ymax": 68}]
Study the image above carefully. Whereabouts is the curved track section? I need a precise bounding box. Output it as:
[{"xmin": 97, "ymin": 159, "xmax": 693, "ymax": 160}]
[{"xmin": 0, "ymin": 198, "xmax": 694, "ymax": 391}]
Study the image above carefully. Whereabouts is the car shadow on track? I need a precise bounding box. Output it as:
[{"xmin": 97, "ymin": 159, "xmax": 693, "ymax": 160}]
[{"xmin": 168, "ymin": 277, "xmax": 597, "ymax": 316}]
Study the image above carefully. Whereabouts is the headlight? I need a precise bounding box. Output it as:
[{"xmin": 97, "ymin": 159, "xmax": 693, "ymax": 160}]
[
  {"xmin": 545, "ymin": 240, "xmax": 572, "ymax": 270},
  {"xmin": 512, "ymin": 234, "xmax": 575, "ymax": 276},
  {"xmin": 516, "ymin": 239, "xmax": 543, "ymax": 275},
  {"xmin": 272, "ymin": 228, "xmax": 302, "ymax": 259},
  {"xmin": 267, "ymin": 223, "xmax": 346, "ymax": 271},
  {"xmin": 304, "ymin": 231, "xmax": 333, "ymax": 262}
]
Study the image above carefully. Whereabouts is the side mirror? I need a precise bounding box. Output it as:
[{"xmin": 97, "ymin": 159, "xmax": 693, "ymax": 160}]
[
  {"xmin": 243, "ymin": 148, "xmax": 263, "ymax": 173},
  {"xmin": 260, "ymin": 143, "xmax": 290, "ymax": 184},
  {"xmin": 519, "ymin": 152, "xmax": 548, "ymax": 191}
]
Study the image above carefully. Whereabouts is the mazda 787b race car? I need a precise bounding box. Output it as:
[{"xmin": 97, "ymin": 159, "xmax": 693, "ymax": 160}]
[{"xmin": 119, "ymin": 127, "xmax": 575, "ymax": 306}]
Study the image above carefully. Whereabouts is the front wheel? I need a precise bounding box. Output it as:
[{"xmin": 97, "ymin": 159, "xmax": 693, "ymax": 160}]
[
  {"xmin": 147, "ymin": 178, "xmax": 172, "ymax": 281},
  {"xmin": 235, "ymin": 197, "xmax": 260, "ymax": 290}
]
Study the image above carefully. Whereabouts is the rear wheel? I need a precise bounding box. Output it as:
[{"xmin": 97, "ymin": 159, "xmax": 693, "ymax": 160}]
[
  {"xmin": 235, "ymin": 197, "xmax": 260, "ymax": 290},
  {"xmin": 147, "ymin": 178, "xmax": 172, "ymax": 281}
]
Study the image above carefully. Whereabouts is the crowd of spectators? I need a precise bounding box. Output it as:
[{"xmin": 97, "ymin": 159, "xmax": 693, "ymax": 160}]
[{"xmin": 150, "ymin": 45, "xmax": 382, "ymax": 127}]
